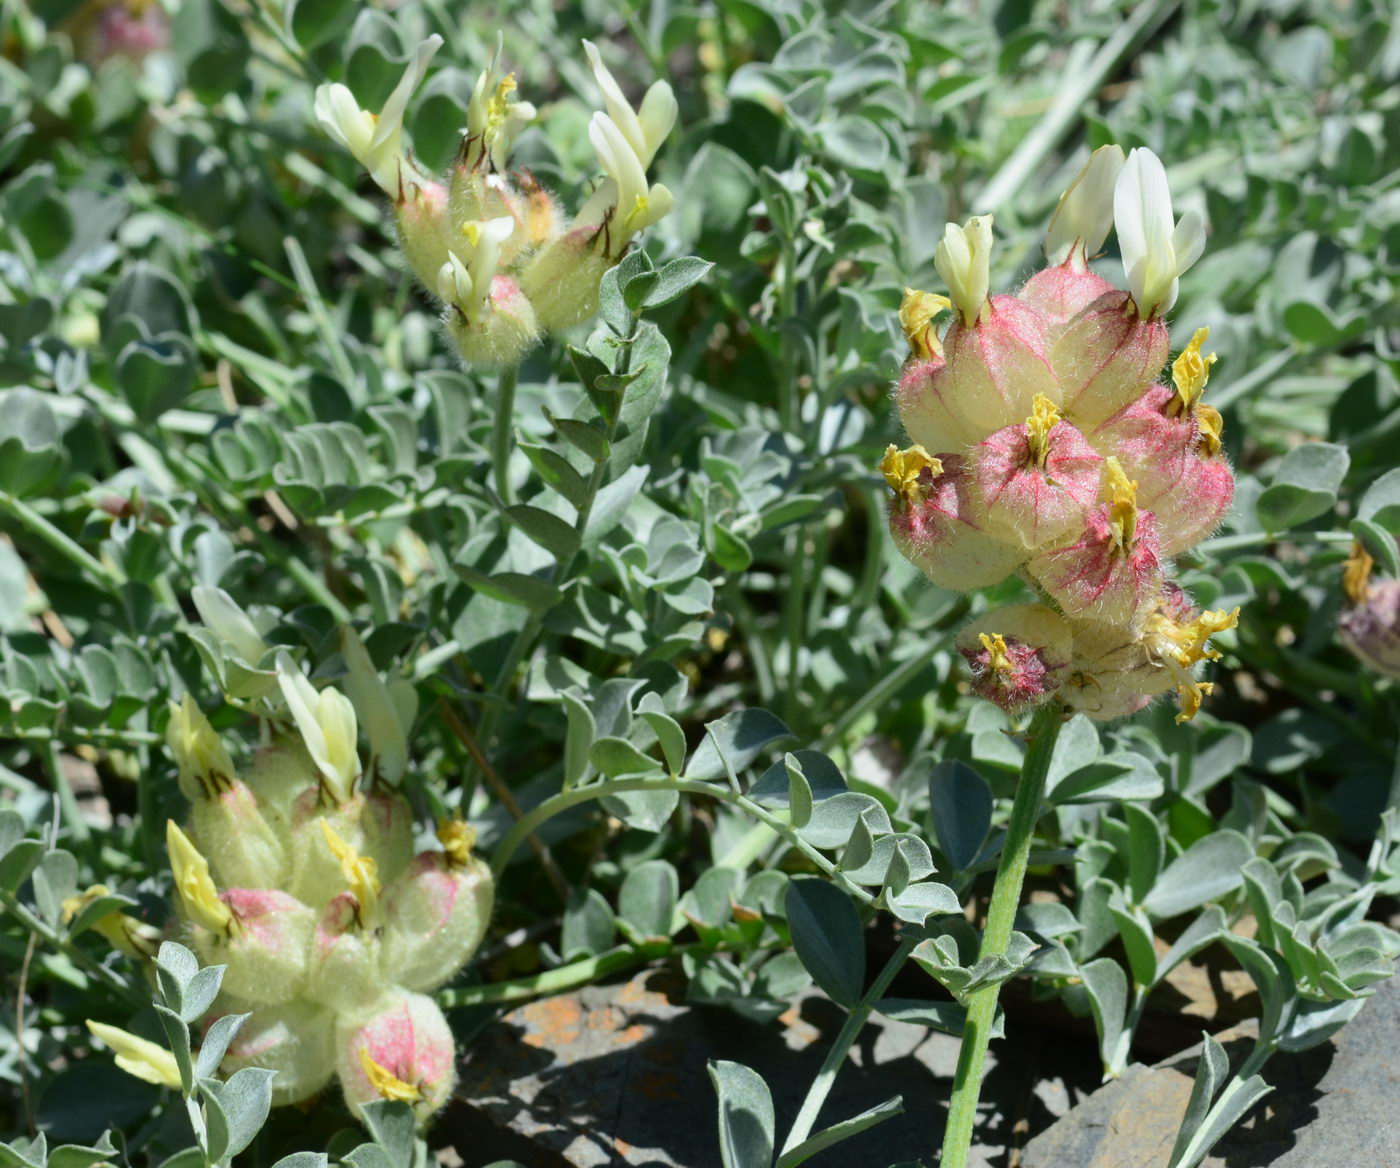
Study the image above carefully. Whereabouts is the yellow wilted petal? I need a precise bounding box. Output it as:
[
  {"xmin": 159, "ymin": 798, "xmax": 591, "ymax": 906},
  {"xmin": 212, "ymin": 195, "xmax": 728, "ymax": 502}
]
[
  {"xmin": 1344, "ymin": 542, "xmax": 1375, "ymax": 606},
  {"xmin": 359, "ymin": 1047, "xmax": 423, "ymax": 1102},
  {"xmin": 319, "ymin": 819, "xmax": 381, "ymax": 926},
  {"xmin": 86, "ymin": 1021, "xmax": 183, "ymax": 1090},
  {"xmin": 880, "ymin": 444, "xmax": 942, "ymax": 505},
  {"xmin": 977, "ymin": 632, "xmax": 1012, "ymax": 678},
  {"xmin": 1170, "ymin": 327, "xmax": 1218, "ymax": 416},
  {"xmin": 436, "ymin": 818, "xmax": 477, "ymax": 869},
  {"xmin": 898, "ymin": 288, "xmax": 951, "ymax": 359}
]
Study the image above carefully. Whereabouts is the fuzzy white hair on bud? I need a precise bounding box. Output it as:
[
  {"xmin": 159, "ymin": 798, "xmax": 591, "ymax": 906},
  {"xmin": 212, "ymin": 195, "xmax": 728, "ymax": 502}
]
[
  {"xmin": 313, "ymin": 34, "xmax": 442, "ymax": 195},
  {"xmin": 1114, "ymin": 147, "xmax": 1206, "ymax": 317},
  {"xmin": 1045, "ymin": 144, "xmax": 1125, "ymax": 267},
  {"xmin": 934, "ymin": 215, "xmax": 994, "ymax": 327}
]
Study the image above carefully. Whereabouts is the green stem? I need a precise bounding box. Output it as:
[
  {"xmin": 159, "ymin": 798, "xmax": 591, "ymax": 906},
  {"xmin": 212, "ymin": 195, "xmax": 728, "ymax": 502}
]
[
  {"xmin": 492, "ymin": 365, "xmax": 519, "ymax": 506},
  {"xmin": 938, "ymin": 703, "xmax": 1062, "ymax": 1168},
  {"xmin": 0, "ymin": 493, "xmax": 123, "ymax": 587},
  {"xmin": 1194, "ymin": 529, "xmax": 1351, "ymax": 555},
  {"xmin": 489, "ymin": 776, "xmax": 876, "ymax": 907},
  {"xmin": 440, "ymin": 937, "xmax": 782, "ymax": 1010},
  {"xmin": 780, "ymin": 936, "xmax": 917, "ymax": 1156}
]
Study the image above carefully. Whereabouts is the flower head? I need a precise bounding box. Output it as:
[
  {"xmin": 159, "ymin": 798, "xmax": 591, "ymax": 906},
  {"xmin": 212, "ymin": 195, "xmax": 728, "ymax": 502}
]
[
  {"xmin": 464, "ymin": 40, "xmax": 537, "ymax": 173},
  {"xmin": 935, "ymin": 215, "xmax": 993, "ymax": 326}
]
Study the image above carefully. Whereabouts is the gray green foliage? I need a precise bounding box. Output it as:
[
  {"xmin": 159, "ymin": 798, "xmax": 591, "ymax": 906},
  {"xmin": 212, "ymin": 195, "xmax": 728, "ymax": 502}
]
[{"xmin": 4, "ymin": 0, "xmax": 1400, "ymax": 1164}]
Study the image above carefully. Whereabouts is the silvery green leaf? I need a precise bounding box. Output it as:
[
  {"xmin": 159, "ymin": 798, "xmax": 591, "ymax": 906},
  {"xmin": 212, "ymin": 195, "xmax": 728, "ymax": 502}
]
[{"xmin": 708, "ymin": 1060, "xmax": 774, "ymax": 1168}]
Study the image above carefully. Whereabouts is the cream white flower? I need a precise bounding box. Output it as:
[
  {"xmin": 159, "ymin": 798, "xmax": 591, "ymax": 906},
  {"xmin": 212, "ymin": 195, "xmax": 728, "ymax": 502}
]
[
  {"xmin": 934, "ymin": 215, "xmax": 994, "ymax": 327},
  {"xmin": 1113, "ymin": 147, "xmax": 1206, "ymax": 317},
  {"xmin": 570, "ymin": 41, "xmax": 675, "ymax": 246},
  {"xmin": 276, "ymin": 652, "xmax": 361, "ymax": 803},
  {"xmin": 436, "ymin": 216, "xmax": 515, "ymax": 325},
  {"xmin": 191, "ymin": 585, "xmax": 267, "ymax": 665},
  {"xmin": 313, "ymin": 35, "xmax": 443, "ymax": 195},
  {"xmin": 1045, "ymin": 144, "xmax": 1125, "ymax": 266},
  {"xmin": 581, "ymin": 40, "xmax": 676, "ymax": 170},
  {"xmin": 465, "ymin": 39, "xmax": 538, "ymax": 173}
]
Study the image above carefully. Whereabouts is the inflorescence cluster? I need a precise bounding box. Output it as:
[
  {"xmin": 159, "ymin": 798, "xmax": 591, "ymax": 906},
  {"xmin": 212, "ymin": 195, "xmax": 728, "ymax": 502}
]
[{"xmin": 885, "ymin": 147, "xmax": 1240, "ymax": 723}]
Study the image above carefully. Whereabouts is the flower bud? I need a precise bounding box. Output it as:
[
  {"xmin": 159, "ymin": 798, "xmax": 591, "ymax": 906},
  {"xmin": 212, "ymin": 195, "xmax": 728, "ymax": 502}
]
[
  {"xmin": 970, "ymin": 395, "xmax": 1102, "ymax": 548},
  {"xmin": 1339, "ymin": 560, "xmax": 1400, "ymax": 680},
  {"xmin": 516, "ymin": 228, "xmax": 614, "ymax": 332},
  {"xmin": 216, "ymin": 1000, "xmax": 336, "ymax": 1105},
  {"xmin": 394, "ymin": 178, "xmax": 453, "ymax": 291},
  {"xmin": 883, "ymin": 447, "xmax": 1023, "ymax": 591},
  {"xmin": 198, "ymin": 888, "xmax": 316, "ymax": 1006},
  {"xmin": 243, "ymin": 739, "xmax": 319, "ymax": 840},
  {"xmin": 955, "ymin": 605, "xmax": 1072, "ymax": 713},
  {"xmin": 306, "ymin": 892, "xmax": 386, "ymax": 1015},
  {"xmin": 165, "ymin": 694, "xmax": 236, "ymax": 802},
  {"xmin": 935, "ymin": 215, "xmax": 993, "ymax": 327},
  {"xmin": 286, "ymin": 789, "xmax": 368, "ymax": 909},
  {"xmin": 362, "ymin": 792, "xmax": 417, "ymax": 883},
  {"xmin": 1063, "ymin": 584, "xmax": 1237, "ymax": 722},
  {"xmin": 1043, "ymin": 145, "xmax": 1125, "ymax": 269},
  {"xmin": 1028, "ymin": 458, "xmax": 1164, "ymax": 627},
  {"xmin": 897, "ymin": 296, "xmax": 1059, "ymax": 454},
  {"xmin": 1049, "ymin": 291, "xmax": 1169, "ymax": 430},
  {"xmin": 380, "ymin": 823, "xmax": 494, "ymax": 992},
  {"xmin": 191, "ymin": 777, "xmax": 287, "ymax": 891},
  {"xmin": 336, "ymin": 990, "xmax": 456, "ymax": 1124},
  {"xmin": 277, "ymin": 653, "xmax": 361, "ymax": 806}
]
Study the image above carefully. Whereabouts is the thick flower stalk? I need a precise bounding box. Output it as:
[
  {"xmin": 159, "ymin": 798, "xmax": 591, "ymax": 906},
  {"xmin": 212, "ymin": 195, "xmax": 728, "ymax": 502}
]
[
  {"xmin": 145, "ymin": 642, "xmax": 494, "ymax": 1122},
  {"xmin": 313, "ymin": 34, "xmax": 676, "ymax": 367},
  {"xmin": 886, "ymin": 145, "xmax": 1238, "ymax": 723}
]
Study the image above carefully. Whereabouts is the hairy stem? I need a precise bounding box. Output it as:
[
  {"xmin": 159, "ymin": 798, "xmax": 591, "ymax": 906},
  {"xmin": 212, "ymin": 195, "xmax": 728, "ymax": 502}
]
[{"xmin": 938, "ymin": 702, "xmax": 1062, "ymax": 1168}]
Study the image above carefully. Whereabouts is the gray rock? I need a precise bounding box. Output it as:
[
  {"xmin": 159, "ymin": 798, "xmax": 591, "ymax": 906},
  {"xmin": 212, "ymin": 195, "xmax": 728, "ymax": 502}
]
[
  {"xmin": 437, "ymin": 967, "xmax": 1102, "ymax": 1167},
  {"xmin": 1021, "ymin": 972, "xmax": 1400, "ymax": 1168}
]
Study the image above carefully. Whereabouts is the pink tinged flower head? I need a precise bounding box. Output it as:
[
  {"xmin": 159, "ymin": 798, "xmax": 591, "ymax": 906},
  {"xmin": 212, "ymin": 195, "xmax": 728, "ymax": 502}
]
[
  {"xmin": 219, "ymin": 1001, "xmax": 337, "ymax": 1106},
  {"xmin": 971, "ymin": 395, "xmax": 1103, "ymax": 549},
  {"xmin": 955, "ymin": 604, "xmax": 1072, "ymax": 713},
  {"xmin": 191, "ymin": 778, "xmax": 287, "ymax": 893},
  {"xmin": 380, "ymin": 832, "xmax": 495, "ymax": 993},
  {"xmin": 882, "ymin": 447, "xmax": 1024, "ymax": 591},
  {"xmin": 202, "ymin": 889, "xmax": 315, "ymax": 1006},
  {"xmin": 1049, "ymin": 290, "xmax": 1169, "ymax": 430},
  {"xmin": 1092, "ymin": 384, "xmax": 1194, "ymax": 507},
  {"xmin": 1154, "ymin": 456, "xmax": 1234, "ymax": 557},
  {"xmin": 899, "ymin": 296, "xmax": 1060, "ymax": 454},
  {"xmin": 1028, "ymin": 458, "xmax": 1163, "ymax": 627},
  {"xmin": 1339, "ymin": 561, "xmax": 1400, "ymax": 681},
  {"xmin": 335, "ymin": 990, "xmax": 456, "ymax": 1124}
]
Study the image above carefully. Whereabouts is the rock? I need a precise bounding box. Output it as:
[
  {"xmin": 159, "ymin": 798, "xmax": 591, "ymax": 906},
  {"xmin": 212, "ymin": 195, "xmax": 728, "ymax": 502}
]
[
  {"xmin": 1021, "ymin": 972, "xmax": 1400, "ymax": 1168},
  {"xmin": 436, "ymin": 967, "xmax": 1102, "ymax": 1167}
]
